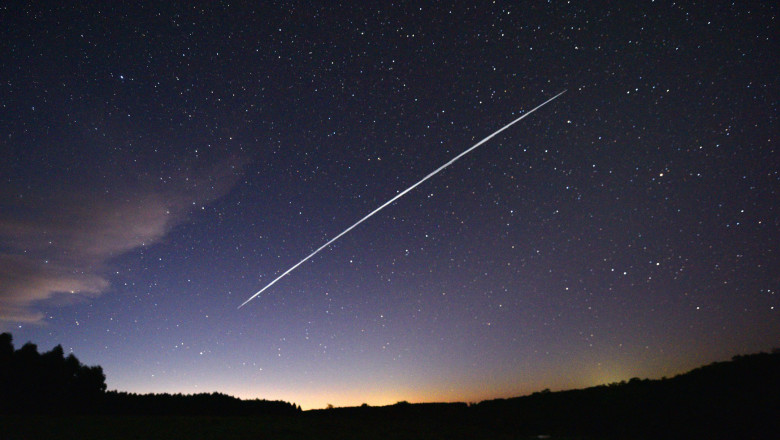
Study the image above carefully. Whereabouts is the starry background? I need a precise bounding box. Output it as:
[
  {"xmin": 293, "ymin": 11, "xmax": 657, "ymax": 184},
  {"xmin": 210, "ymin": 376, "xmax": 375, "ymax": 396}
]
[{"xmin": 1, "ymin": 2, "xmax": 777, "ymax": 409}]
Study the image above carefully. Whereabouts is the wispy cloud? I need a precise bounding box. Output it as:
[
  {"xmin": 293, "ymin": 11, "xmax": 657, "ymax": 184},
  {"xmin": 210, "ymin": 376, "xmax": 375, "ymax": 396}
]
[{"xmin": 0, "ymin": 155, "xmax": 247, "ymax": 324}]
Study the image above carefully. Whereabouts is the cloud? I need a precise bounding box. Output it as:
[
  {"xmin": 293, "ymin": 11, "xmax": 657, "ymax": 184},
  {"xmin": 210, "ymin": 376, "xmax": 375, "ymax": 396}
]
[
  {"xmin": 0, "ymin": 255, "xmax": 108, "ymax": 322},
  {"xmin": 0, "ymin": 155, "xmax": 247, "ymax": 324}
]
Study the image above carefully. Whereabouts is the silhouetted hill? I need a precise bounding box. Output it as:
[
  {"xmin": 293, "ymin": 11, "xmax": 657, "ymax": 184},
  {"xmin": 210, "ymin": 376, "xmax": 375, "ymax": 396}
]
[
  {"xmin": 303, "ymin": 351, "xmax": 778, "ymax": 439},
  {"xmin": 470, "ymin": 350, "xmax": 780, "ymax": 439},
  {"xmin": 2, "ymin": 331, "xmax": 776, "ymax": 439}
]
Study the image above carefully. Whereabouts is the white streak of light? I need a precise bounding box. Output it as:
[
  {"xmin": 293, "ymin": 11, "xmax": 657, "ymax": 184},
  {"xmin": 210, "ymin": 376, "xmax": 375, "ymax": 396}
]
[{"xmin": 240, "ymin": 90, "xmax": 566, "ymax": 309}]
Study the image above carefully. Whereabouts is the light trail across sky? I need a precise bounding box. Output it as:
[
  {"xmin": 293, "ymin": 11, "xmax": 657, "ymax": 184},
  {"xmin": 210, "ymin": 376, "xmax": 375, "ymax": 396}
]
[{"xmin": 240, "ymin": 90, "xmax": 566, "ymax": 309}]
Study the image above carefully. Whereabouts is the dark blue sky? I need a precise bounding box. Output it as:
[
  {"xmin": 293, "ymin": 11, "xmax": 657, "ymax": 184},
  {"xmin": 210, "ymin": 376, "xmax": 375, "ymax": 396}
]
[{"xmin": 1, "ymin": 1, "xmax": 777, "ymax": 409}]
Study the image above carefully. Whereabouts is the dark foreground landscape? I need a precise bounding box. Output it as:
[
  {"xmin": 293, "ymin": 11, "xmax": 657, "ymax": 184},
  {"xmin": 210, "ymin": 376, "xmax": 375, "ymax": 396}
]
[{"xmin": 1, "ymin": 333, "xmax": 777, "ymax": 440}]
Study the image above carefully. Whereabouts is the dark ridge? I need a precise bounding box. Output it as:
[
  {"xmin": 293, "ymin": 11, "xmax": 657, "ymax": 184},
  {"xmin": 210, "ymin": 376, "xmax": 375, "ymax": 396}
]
[
  {"xmin": 469, "ymin": 349, "xmax": 780, "ymax": 439},
  {"xmin": 2, "ymin": 332, "xmax": 777, "ymax": 439},
  {"xmin": 308, "ymin": 350, "xmax": 779, "ymax": 439}
]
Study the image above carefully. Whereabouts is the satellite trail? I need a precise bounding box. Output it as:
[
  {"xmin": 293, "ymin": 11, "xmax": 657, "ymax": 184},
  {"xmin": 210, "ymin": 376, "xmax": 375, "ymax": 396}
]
[{"xmin": 240, "ymin": 90, "xmax": 566, "ymax": 309}]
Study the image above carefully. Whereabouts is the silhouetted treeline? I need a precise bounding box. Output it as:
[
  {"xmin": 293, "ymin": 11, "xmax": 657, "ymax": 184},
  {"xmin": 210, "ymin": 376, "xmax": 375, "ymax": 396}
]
[
  {"xmin": 100, "ymin": 391, "xmax": 300, "ymax": 416},
  {"xmin": 0, "ymin": 333, "xmax": 300, "ymax": 416},
  {"xmin": 0, "ymin": 332, "xmax": 106, "ymax": 413}
]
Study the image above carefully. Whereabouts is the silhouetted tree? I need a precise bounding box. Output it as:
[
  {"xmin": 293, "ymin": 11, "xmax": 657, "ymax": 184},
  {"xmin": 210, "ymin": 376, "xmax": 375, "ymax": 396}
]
[
  {"xmin": 0, "ymin": 333, "xmax": 12, "ymax": 360},
  {"xmin": 0, "ymin": 333, "xmax": 13, "ymax": 402},
  {"xmin": 0, "ymin": 333, "xmax": 106, "ymax": 414}
]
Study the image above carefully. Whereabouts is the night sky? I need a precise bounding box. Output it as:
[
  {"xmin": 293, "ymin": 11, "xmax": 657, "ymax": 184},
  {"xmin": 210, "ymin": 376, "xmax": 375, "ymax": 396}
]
[{"xmin": 1, "ymin": 2, "xmax": 777, "ymax": 410}]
